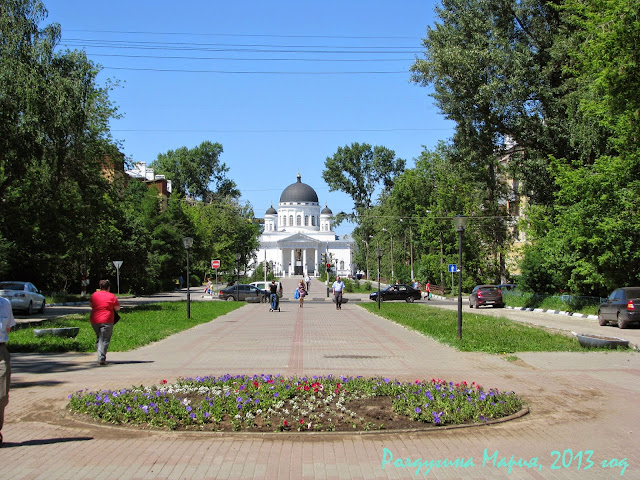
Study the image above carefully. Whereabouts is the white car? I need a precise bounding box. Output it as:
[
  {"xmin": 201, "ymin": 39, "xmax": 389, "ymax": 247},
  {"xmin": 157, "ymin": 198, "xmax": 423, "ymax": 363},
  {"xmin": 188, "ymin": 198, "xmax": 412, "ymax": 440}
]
[
  {"xmin": 0, "ymin": 281, "xmax": 46, "ymax": 314},
  {"xmin": 250, "ymin": 281, "xmax": 282, "ymax": 297}
]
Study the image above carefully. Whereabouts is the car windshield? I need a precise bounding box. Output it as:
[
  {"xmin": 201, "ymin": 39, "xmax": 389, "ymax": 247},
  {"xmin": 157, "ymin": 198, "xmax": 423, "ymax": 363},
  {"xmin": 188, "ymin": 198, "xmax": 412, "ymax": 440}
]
[
  {"xmin": 624, "ymin": 288, "xmax": 640, "ymax": 299},
  {"xmin": 480, "ymin": 287, "xmax": 499, "ymax": 293},
  {"xmin": 0, "ymin": 282, "xmax": 25, "ymax": 290}
]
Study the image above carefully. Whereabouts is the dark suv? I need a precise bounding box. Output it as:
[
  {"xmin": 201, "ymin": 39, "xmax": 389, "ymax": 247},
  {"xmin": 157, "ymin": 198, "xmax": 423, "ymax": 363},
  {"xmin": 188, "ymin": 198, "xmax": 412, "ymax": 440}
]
[
  {"xmin": 469, "ymin": 285, "xmax": 504, "ymax": 308},
  {"xmin": 218, "ymin": 284, "xmax": 268, "ymax": 302}
]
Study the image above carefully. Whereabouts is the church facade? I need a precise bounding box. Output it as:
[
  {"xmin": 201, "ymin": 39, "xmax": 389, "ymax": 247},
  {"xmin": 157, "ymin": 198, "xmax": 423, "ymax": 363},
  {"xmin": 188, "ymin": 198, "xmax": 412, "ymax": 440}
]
[{"xmin": 257, "ymin": 174, "xmax": 354, "ymax": 277}]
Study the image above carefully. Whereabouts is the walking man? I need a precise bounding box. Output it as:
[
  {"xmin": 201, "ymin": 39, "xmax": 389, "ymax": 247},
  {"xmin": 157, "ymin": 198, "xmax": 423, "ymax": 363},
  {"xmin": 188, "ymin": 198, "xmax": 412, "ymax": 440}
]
[
  {"xmin": 90, "ymin": 279, "xmax": 120, "ymax": 366},
  {"xmin": 332, "ymin": 276, "xmax": 345, "ymax": 310},
  {"xmin": 0, "ymin": 296, "xmax": 16, "ymax": 445}
]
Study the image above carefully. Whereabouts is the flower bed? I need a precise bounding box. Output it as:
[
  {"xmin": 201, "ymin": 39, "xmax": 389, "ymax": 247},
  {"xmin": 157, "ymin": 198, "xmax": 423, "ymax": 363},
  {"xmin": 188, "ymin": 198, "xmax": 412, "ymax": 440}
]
[{"xmin": 67, "ymin": 374, "xmax": 524, "ymax": 432}]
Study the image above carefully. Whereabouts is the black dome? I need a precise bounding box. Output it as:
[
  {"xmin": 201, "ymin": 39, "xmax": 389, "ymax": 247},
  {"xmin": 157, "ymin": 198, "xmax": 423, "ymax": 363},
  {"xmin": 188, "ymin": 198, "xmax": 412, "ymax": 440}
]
[
  {"xmin": 265, "ymin": 204, "xmax": 277, "ymax": 215},
  {"xmin": 279, "ymin": 174, "xmax": 318, "ymax": 203},
  {"xmin": 321, "ymin": 204, "xmax": 332, "ymax": 215}
]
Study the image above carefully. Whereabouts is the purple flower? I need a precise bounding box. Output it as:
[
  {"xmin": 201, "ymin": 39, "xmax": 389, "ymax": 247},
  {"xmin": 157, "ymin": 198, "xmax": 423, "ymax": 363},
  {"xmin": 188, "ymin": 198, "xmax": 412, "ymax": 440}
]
[
  {"xmin": 414, "ymin": 407, "xmax": 421, "ymax": 414},
  {"xmin": 274, "ymin": 392, "xmax": 279, "ymax": 398},
  {"xmin": 186, "ymin": 406, "xmax": 192, "ymax": 412}
]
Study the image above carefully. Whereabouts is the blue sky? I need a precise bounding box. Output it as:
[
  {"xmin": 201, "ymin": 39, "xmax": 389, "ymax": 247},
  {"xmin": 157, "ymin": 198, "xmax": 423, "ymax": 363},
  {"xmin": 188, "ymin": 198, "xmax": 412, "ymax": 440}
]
[{"xmin": 43, "ymin": 0, "xmax": 454, "ymax": 235}]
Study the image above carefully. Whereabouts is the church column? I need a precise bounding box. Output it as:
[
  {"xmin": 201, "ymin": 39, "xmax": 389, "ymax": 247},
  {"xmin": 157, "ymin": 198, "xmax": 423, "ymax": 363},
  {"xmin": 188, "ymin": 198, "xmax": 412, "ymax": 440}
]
[
  {"xmin": 290, "ymin": 249, "xmax": 295, "ymax": 276},
  {"xmin": 303, "ymin": 248, "xmax": 307, "ymax": 274},
  {"xmin": 315, "ymin": 249, "xmax": 319, "ymax": 276}
]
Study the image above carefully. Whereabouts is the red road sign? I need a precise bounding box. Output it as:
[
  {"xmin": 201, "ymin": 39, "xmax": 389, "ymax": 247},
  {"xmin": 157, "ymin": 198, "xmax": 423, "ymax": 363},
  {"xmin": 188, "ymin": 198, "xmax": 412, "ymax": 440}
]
[{"xmin": 211, "ymin": 259, "xmax": 221, "ymax": 269}]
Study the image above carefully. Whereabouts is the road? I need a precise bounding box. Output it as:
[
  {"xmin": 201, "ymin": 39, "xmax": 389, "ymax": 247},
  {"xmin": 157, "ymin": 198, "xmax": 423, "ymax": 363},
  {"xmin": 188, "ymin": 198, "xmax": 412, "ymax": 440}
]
[{"xmin": 13, "ymin": 285, "xmax": 640, "ymax": 348}]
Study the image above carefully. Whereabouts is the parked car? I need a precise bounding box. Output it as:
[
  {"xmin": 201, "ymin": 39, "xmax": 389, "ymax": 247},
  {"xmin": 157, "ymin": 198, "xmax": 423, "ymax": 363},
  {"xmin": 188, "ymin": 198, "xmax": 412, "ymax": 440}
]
[
  {"xmin": 249, "ymin": 281, "xmax": 282, "ymax": 297},
  {"xmin": 469, "ymin": 285, "xmax": 504, "ymax": 308},
  {"xmin": 369, "ymin": 284, "xmax": 422, "ymax": 303},
  {"xmin": 218, "ymin": 284, "xmax": 268, "ymax": 302},
  {"xmin": 598, "ymin": 287, "xmax": 640, "ymax": 329},
  {"xmin": 0, "ymin": 281, "xmax": 46, "ymax": 314}
]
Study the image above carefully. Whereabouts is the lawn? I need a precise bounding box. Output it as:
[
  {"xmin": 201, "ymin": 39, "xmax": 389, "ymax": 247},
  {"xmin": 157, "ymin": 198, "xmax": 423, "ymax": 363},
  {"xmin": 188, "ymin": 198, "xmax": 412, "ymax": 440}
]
[
  {"xmin": 360, "ymin": 303, "xmax": 584, "ymax": 353},
  {"xmin": 10, "ymin": 301, "xmax": 244, "ymax": 353}
]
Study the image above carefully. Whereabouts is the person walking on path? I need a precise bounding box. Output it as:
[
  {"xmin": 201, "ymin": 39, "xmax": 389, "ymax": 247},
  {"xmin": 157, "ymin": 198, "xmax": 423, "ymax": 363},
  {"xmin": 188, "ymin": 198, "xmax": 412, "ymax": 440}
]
[
  {"xmin": 297, "ymin": 281, "xmax": 307, "ymax": 308},
  {"xmin": 332, "ymin": 276, "xmax": 345, "ymax": 310},
  {"xmin": 425, "ymin": 281, "xmax": 431, "ymax": 301},
  {"xmin": 0, "ymin": 296, "xmax": 15, "ymax": 446},
  {"xmin": 304, "ymin": 274, "xmax": 311, "ymax": 292},
  {"xmin": 90, "ymin": 279, "xmax": 120, "ymax": 366}
]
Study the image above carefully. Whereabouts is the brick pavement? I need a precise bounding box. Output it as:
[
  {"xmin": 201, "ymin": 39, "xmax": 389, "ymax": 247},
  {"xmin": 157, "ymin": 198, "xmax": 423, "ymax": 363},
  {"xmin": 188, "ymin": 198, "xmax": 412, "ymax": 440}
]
[{"xmin": 0, "ymin": 276, "xmax": 638, "ymax": 479}]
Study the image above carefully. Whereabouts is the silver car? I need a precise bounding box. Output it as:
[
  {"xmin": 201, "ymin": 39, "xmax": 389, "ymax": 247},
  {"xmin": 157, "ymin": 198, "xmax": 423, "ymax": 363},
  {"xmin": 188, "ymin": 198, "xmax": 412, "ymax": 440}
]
[{"xmin": 0, "ymin": 281, "xmax": 46, "ymax": 314}]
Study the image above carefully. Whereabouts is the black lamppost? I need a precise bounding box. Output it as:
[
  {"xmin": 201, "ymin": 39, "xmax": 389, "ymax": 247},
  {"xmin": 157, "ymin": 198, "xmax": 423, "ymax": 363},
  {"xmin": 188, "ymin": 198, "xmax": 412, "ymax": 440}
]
[
  {"xmin": 452, "ymin": 216, "xmax": 468, "ymax": 339},
  {"xmin": 376, "ymin": 247, "xmax": 383, "ymax": 310},
  {"xmin": 183, "ymin": 237, "xmax": 194, "ymax": 318},
  {"xmin": 235, "ymin": 252, "xmax": 241, "ymax": 300}
]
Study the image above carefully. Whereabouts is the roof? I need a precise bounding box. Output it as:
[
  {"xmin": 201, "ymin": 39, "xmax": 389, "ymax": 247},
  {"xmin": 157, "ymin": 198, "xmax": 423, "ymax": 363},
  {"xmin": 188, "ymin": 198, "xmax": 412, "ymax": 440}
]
[{"xmin": 279, "ymin": 174, "xmax": 319, "ymax": 204}]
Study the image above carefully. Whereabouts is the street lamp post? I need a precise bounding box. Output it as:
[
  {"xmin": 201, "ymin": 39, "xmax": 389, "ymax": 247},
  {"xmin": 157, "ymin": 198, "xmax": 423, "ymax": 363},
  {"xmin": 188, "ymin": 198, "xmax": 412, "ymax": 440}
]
[
  {"xmin": 400, "ymin": 219, "xmax": 414, "ymax": 282},
  {"xmin": 452, "ymin": 215, "xmax": 469, "ymax": 339},
  {"xmin": 382, "ymin": 228, "xmax": 394, "ymax": 283},
  {"xmin": 235, "ymin": 252, "xmax": 241, "ymax": 300},
  {"xmin": 376, "ymin": 247, "xmax": 383, "ymax": 310},
  {"xmin": 183, "ymin": 237, "xmax": 194, "ymax": 318},
  {"xmin": 363, "ymin": 235, "xmax": 373, "ymax": 281}
]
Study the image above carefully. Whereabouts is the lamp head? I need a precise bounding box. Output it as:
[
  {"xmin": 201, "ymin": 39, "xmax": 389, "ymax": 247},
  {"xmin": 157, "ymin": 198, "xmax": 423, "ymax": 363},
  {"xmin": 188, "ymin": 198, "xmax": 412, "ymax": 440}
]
[
  {"xmin": 182, "ymin": 237, "xmax": 194, "ymax": 249},
  {"xmin": 376, "ymin": 247, "xmax": 383, "ymax": 259},
  {"xmin": 452, "ymin": 215, "xmax": 469, "ymax": 232}
]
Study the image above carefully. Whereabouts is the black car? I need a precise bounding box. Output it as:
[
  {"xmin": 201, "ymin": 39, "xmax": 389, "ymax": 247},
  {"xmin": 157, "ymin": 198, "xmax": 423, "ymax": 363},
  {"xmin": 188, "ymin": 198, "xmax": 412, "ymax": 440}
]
[
  {"xmin": 218, "ymin": 284, "xmax": 268, "ymax": 302},
  {"xmin": 598, "ymin": 287, "xmax": 640, "ymax": 329},
  {"xmin": 369, "ymin": 284, "xmax": 422, "ymax": 303},
  {"xmin": 469, "ymin": 285, "xmax": 504, "ymax": 308}
]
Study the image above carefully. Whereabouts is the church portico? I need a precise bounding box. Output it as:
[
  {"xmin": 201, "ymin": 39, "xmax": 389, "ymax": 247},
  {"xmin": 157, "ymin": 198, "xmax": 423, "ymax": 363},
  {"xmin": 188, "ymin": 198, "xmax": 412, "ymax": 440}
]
[{"xmin": 256, "ymin": 174, "xmax": 354, "ymax": 278}]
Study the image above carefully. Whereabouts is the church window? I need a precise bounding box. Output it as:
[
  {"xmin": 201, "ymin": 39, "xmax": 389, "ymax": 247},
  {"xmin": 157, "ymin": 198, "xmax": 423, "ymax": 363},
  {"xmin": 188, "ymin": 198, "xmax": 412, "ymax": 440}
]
[
  {"xmin": 311, "ymin": 216, "xmax": 316, "ymax": 226},
  {"xmin": 289, "ymin": 215, "xmax": 293, "ymax": 226},
  {"xmin": 304, "ymin": 215, "xmax": 309, "ymax": 226},
  {"xmin": 296, "ymin": 215, "xmax": 301, "ymax": 226}
]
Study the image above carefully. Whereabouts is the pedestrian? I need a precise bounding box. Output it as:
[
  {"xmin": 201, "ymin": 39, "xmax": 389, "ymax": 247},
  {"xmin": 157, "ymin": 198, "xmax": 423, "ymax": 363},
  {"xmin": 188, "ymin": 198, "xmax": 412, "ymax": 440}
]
[
  {"xmin": 179, "ymin": 276, "xmax": 184, "ymax": 289},
  {"xmin": 297, "ymin": 280, "xmax": 307, "ymax": 307},
  {"xmin": 0, "ymin": 296, "xmax": 16, "ymax": 445},
  {"xmin": 304, "ymin": 273, "xmax": 311, "ymax": 292},
  {"xmin": 332, "ymin": 275, "xmax": 345, "ymax": 310},
  {"xmin": 426, "ymin": 281, "xmax": 431, "ymax": 301},
  {"xmin": 90, "ymin": 279, "xmax": 120, "ymax": 366}
]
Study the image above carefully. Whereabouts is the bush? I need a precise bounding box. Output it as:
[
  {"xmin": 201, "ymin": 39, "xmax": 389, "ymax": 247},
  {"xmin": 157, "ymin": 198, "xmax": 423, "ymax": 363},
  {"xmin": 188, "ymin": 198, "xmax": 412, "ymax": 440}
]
[{"xmin": 364, "ymin": 281, "xmax": 372, "ymax": 291}]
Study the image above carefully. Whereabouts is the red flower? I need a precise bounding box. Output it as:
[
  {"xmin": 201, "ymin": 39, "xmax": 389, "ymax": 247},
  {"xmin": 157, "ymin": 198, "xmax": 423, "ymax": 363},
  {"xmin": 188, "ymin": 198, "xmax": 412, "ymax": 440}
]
[
  {"xmin": 283, "ymin": 420, "xmax": 289, "ymax": 427},
  {"xmin": 253, "ymin": 381, "xmax": 259, "ymax": 389},
  {"xmin": 299, "ymin": 419, "xmax": 305, "ymax": 424},
  {"xmin": 304, "ymin": 385, "xmax": 309, "ymax": 391},
  {"xmin": 161, "ymin": 379, "xmax": 167, "ymax": 384}
]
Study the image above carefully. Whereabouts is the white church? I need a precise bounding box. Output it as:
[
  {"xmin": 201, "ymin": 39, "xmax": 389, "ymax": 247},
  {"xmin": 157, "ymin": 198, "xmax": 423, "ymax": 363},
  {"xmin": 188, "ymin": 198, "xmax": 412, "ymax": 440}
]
[{"xmin": 257, "ymin": 174, "xmax": 354, "ymax": 277}]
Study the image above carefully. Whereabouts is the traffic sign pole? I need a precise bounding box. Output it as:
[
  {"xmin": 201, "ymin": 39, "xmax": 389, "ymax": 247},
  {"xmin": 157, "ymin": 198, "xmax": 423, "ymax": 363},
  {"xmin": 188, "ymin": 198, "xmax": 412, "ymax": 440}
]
[{"xmin": 113, "ymin": 261, "xmax": 123, "ymax": 294}]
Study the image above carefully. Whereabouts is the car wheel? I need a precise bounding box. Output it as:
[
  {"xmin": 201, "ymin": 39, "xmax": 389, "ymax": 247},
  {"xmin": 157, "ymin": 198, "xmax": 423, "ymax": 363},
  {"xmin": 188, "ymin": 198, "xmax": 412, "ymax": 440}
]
[
  {"xmin": 597, "ymin": 310, "xmax": 607, "ymax": 326},
  {"xmin": 469, "ymin": 301, "xmax": 474, "ymax": 308},
  {"xmin": 27, "ymin": 301, "xmax": 33, "ymax": 315},
  {"xmin": 617, "ymin": 312, "xmax": 628, "ymax": 329},
  {"xmin": 226, "ymin": 296, "xmax": 236, "ymax": 302},
  {"xmin": 475, "ymin": 300, "xmax": 480, "ymax": 309},
  {"xmin": 39, "ymin": 300, "xmax": 45, "ymax": 313},
  {"xmin": 406, "ymin": 296, "xmax": 414, "ymax": 303}
]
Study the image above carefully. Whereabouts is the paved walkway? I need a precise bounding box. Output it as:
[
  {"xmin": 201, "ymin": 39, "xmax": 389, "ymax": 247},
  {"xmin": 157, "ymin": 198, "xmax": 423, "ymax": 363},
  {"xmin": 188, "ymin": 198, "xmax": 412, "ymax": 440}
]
[{"xmin": 1, "ymin": 277, "xmax": 638, "ymax": 479}]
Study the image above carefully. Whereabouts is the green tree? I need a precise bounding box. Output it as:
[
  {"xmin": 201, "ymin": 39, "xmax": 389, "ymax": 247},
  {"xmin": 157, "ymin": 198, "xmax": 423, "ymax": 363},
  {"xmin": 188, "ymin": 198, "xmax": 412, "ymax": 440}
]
[
  {"xmin": 151, "ymin": 141, "xmax": 239, "ymax": 203},
  {"xmin": 0, "ymin": 0, "xmax": 120, "ymax": 289}
]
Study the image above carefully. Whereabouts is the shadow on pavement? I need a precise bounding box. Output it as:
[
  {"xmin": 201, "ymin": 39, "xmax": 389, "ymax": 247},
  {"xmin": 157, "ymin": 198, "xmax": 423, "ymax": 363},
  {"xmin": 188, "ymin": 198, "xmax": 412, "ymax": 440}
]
[
  {"xmin": 1, "ymin": 436, "xmax": 93, "ymax": 448},
  {"xmin": 11, "ymin": 380, "xmax": 65, "ymax": 389}
]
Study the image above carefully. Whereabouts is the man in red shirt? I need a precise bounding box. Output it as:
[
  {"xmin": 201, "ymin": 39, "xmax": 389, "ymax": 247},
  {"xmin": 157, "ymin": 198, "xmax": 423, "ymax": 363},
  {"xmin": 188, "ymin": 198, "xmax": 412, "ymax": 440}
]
[{"xmin": 90, "ymin": 279, "xmax": 120, "ymax": 366}]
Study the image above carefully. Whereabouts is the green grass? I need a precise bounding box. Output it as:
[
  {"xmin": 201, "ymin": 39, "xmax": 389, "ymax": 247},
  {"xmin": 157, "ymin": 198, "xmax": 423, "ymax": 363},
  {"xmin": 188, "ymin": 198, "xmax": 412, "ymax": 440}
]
[
  {"xmin": 503, "ymin": 292, "xmax": 599, "ymax": 315},
  {"xmin": 10, "ymin": 302, "xmax": 244, "ymax": 353},
  {"xmin": 360, "ymin": 303, "xmax": 585, "ymax": 353}
]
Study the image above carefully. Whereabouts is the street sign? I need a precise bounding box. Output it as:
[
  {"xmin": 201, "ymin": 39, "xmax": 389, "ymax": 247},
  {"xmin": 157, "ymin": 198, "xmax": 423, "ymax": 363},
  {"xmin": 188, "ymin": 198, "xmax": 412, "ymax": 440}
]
[
  {"xmin": 211, "ymin": 260, "xmax": 221, "ymax": 269},
  {"xmin": 448, "ymin": 264, "xmax": 457, "ymax": 272},
  {"xmin": 112, "ymin": 261, "xmax": 123, "ymax": 294}
]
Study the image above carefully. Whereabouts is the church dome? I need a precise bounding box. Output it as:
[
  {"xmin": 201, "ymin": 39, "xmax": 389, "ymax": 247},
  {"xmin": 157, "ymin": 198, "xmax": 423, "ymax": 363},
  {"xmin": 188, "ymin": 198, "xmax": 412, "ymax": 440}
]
[
  {"xmin": 265, "ymin": 204, "xmax": 277, "ymax": 215},
  {"xmin": 279, "ymin": 174, "xmax": 319, "ymax": 203},
  {"xmin": 321, "ymin": 204, "xmax": 332, "ymax": 215}
]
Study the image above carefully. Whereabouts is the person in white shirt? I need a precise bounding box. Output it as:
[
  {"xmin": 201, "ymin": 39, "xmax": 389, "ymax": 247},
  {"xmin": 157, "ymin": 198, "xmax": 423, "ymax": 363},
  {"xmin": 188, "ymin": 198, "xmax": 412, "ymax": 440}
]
[
  {"xmin": 332, "ymin": 276, "xmax": 345, "ymax": 310},
  {"xmin": 0, "ymin": 296, "xmax": 16, "ymax": 445}
]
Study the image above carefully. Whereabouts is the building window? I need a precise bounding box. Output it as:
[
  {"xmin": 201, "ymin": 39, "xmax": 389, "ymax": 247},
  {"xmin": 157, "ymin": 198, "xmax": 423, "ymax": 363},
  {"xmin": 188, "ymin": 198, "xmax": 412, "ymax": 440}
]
[
  {"xmin": 311, "ymin": 216, "xmax": 316, "ymax": 226},
  {"xmin": 296, "ymin": 215, "xmax": 301, "ymax": 226},
  {"xmin": 304, "ymin": 215, "xmax": 309, "ymax": 226},
  {"xmin": 289, "ymin": 215, "xmax": 293, "ymax": 226}
]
